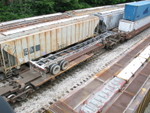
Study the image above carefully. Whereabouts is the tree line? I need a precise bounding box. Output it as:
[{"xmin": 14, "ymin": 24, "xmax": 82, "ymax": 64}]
[{"xmin": 0, "ymin": 0, "xmax": 136, "ymax": 22}]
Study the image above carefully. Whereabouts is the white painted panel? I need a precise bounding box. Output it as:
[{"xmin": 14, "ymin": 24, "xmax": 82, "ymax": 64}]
[
  {"xmin": 117, "ymin": 57, "xmax": 144, "ymax": 81},
  {"xmin": 119, "ymin": 16, "xmax": 150, "ymax": 32},
  {"xmin": 34, "ymin": 34, "xmax": 40, "ymax": 58},
  {"xmin": 40, "ymin": 33, "xmax": 46, "ymax": 56},
  {"xmin": 119, "ymin": 19, "xmax": 134, "ymax": 32},
  {"xmin": 83, "ymin": 21, "xmax": 87, "ymax": 39},
  {"xmin": 85, "ymin": 20, "xmax": 89, "ymax": 38},
  {"xmin": 15, "ymin": 40, "xmax": 23, "ymax": 64},
  {"xmin": 139, "ymin": 45, "xmax": 150, "ymax": 59},
  {"xmin": 117, "ymin": 45, "xmax": 150, "ymax": 81},
  {"xmin": 88, "ymin": 20, "xmax": 91, "ymax": 38},
  {"xmin": 56, "ymin": 28, "xmax": 62, "ymax": 49},
  {"xmin": 134, "ymin": 16, "xmax": 150, "ymax": 30},
  {"xmin": 21, "ymin": 38, "xmax": 29, "ymax": 62},
  {"xmin": 65, "ymin": 26, "xmax": 69, "ymax": 46},
  {"xmin": 91, "ymin": 19, "xmax": 94, "ymax": 36},
  {"xmin": 45, "ymin": 31, "xmax": 51, "ymax": 53},
  {"xmin": 117, "ymin": 70, "xmax": 133, "ymax": 81},
  {"xmin": 27, "ymin": 36, "xmax": 35, "ymax": 60},
  {"xmin": 67, "ymin": 25, "xmax": 71, "ymax": 46},
  {"xmin": 79, "ymin": 23, "xmax": 83, "ymax": 41},
  {"xmin": 91, "ymin": 19, "xmax": 95, "ymax": 35},
  {"xmin": 82, "ymin": 22, "xmax": 84, "ymax": 40},
  {"xmin": 75, "ymin": 23, "xmax": 79, "ymax": 42},
  {"xmin": 61, "ymin": 27, "xmax": 67, "ymax": 48},
  {"xmin": 71, "ymin": 24, "xmax": 75, "ymax": 45},
  {"xmin": 85, "ymin": 21, "xmax": 88, "ymax": 38},
  {"xmin": 51, "ymin": 29, "xmax": 57, "ymax": 51}
]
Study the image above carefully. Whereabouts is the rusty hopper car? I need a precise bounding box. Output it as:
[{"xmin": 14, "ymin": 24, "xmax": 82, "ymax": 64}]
[{"xmin": 0, "ymin": 15, "xmax": 99, "ymax": 76}]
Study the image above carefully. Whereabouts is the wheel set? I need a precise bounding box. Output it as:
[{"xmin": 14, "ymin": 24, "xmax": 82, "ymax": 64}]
[{"xmin": 49, "ymin": 60, "xmax": 69, "ymax": 75}]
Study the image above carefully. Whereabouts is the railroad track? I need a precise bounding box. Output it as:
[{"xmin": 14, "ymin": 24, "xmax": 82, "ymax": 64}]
[
  {"xmin": 13, "ymin": 28, "xmax": 150, "ymax": 113},
  {"xmin": 40, "ymin": 32, "xmax": 150, "ymax": 113}
]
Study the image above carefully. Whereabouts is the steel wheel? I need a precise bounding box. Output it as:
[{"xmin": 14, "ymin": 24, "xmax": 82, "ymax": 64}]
[
  {"xmin": 49, "ymin": 64, "xmax": 60, "ymax": 75},
  {"xmin": 59, "ymin": 60, "xmax": 69, "ymax": 71}
]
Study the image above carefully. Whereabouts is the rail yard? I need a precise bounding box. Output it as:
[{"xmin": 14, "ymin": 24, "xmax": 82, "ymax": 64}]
[{"xmin": 0, "ymin": 1, "xmax": 150, "ymax": 113}]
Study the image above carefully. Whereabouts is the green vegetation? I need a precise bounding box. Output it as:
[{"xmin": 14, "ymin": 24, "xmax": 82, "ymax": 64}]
[{"xmin": 0, "ymin": 0, "xmax": 136, "ymax": 22}]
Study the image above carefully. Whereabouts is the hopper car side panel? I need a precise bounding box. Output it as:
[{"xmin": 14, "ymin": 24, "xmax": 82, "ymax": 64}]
[
  {"xmin": 40, "ymin": 32, "xmax": 46, "ymax": 56},
  {"xmin": 34, "ymin": 34, "xmax": 41, "ymax": 58}
]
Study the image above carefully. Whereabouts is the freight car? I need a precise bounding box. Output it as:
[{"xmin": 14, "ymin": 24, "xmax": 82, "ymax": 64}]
[
  {"xmin": 0, "ymin": 15, "xmax": 99, "ymax": 76},
  {"xmin": 0, "ymin": 6, "xmax": 124, "ymax": 77}
]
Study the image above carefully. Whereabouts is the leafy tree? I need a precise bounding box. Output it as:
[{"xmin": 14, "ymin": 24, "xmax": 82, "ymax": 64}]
[{"xmin": 0, "ymin": 0, "xmax": 138, "ymax": 22}]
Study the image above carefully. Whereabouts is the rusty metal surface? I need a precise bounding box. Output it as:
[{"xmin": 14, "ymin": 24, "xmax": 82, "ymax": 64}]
[
  {"xmin": 0, "ymin": 85, "xmax": 17, "ymax": 95},
  {"xmin": 107, "ymin": 92, "xmax": 134, "ymax": 113},
  {"xmin": 125, "ymin": 81, "xmax": 150, "ymax": 113},
  {"xmin": 66, "ymin": 43, "xmax": 104, "ymax": 62},
  {"xmin": 97, "ymin": 64, "xmax": 122, "ymax": 81},
  {"xmin": 106, "ymin": 61, "xmax": 150, "ymax": 113},
  {"xmin": 18, "ymin": 70, "xmax": 41, "ymax": 84},
  {"xmin": 64, "ymin": 79, "xmax": 104, "ymax": 109},
  {"xmin": 47, "ymin": 36, "xmax": 150, "ymax": 113},
  {"xmin": 49, "ymin": 101, "xmax": 77, "ymax": 113}
]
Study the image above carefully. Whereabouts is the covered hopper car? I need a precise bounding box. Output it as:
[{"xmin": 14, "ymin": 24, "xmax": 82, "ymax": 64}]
[
  {"xmin": 0, "ymin": 15, "xmax": 99, "ymax": 75},
  {"xmin": 0, "ymin": 6, "xmax": 124, "ymax": 77}
]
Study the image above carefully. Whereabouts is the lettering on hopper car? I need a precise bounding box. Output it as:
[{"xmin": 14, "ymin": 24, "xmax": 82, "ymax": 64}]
[
  {"xmin": 23, "ymin": 48, "xmax": 28, "ymax": 56},
  {"xmin": 35, "ymin": 44, "xmax": 40, "ymax": 51},
  {"xmin": 30, "ymin": 46, "xmax": 35, "ymax": 54},
  {"xmin": 23, "ymin": 45, "xmax": 41, "ymax": 56}
]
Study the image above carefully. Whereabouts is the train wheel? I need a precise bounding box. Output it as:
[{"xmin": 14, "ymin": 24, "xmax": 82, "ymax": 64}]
[
  {"xmin": 49, "ymin": 64, "xmax": 60, "ymax": 75},
  {"xmin": 7, "ymin": 94, "xmax": 16, "ymax": 100},
  {"xmin": 25, "ymin": 85, "xmax": 34, "ymax": 93},
  {"xmin": 59, "ymin": 60, "xmax": 69, "ymax": 71},
  {"xmin": 7, "ymin": 94, "xmax": 16, "ymax": 103}
]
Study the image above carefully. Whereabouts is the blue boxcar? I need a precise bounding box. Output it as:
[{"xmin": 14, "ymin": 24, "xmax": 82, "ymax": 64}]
[{"xmin": 124, "ymin": 1, "xmax": 150, "ymax": 21}]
